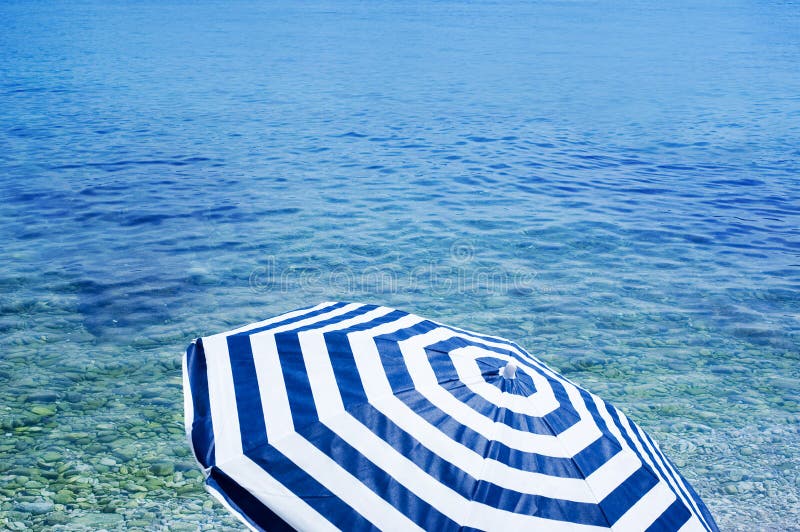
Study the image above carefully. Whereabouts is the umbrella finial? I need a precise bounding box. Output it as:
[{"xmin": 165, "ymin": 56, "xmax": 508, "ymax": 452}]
[{"xmin": 501, "ymin": 362, "xmax": 517, "ymax": 380}]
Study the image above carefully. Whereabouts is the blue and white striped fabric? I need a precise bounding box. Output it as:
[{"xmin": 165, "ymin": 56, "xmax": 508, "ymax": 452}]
[{"xmin": 183, "ymin": 302, "xmax": 718, "ymax": 532}]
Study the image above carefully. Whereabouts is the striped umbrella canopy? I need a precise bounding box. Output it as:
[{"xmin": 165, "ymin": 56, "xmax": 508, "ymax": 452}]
[{"xmin": 183, "ymin": 302, "xmax": 718, "ymax": 531}]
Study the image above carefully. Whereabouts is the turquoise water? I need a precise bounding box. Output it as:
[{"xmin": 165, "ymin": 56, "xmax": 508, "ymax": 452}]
[{"xmin": 1, "ymin": 0, "xmax": 799, "ymax": 529}]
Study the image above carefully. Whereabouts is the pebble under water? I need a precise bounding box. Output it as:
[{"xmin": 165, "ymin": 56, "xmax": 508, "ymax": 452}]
[{"xmin": 1, "ymin": 0, "xmax": 799, "ymax": 530}]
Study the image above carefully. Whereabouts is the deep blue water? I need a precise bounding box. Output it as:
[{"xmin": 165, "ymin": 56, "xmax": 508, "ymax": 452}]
[{"xmin": 1, "ymin": 1, "xmax": 798, "ymax": 530}]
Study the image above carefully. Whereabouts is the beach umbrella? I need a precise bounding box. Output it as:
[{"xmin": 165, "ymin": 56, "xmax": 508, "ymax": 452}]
[{"xmin": 183, "ymin": 302, "xmax": 718, "ymax": 531}]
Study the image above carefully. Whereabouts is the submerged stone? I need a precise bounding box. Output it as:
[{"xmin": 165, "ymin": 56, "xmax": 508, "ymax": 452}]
[
  {"xmin": 30, "ymin": 405, "xmax": 56, "ymax": 416},
  {"xmin": 52, "ymin": 490, "xmax": 75, "ymax": 504},
  {"xmin": 64, "ymin": 391, "xmax": 83, "ymax": 403},
  {"xmin": 16, "ymin": 499, "xmax": 54, "ymax": 514},
  {"xmin": 41, "ymin": 451, "xmax": 62, "ymax": 462},
  {"xmin": 144, "ymin": 478, "xmax": 164, "ymax": 490},
  {"xmin": 114, "ymin": 446, "xmax": 138, "ymax": 462},
  {"xmin": 25, "ymin": 391, "xmax": 59, "ymax": 403},
  {"xmin": 45, "ymin": 512, "xmax": 69, "ymax": 525},
  {"xmin": 72, "ymin": 513, "xmax": 125, "ymax": 527},
  {"xmin": 150, "ymin": 461, "xmax": 175, "ymax": 476}
]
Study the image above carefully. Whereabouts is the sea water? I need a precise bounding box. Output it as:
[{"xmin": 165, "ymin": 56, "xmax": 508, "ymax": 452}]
[{"xmin": 0, "ymin": 0, "xmax": 798, "ymax": 529}]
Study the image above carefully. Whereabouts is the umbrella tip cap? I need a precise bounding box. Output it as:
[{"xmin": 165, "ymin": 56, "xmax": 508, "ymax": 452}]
[{"xmin": 501, "ymin": 362, "xmax": 517, "ymax": 380}]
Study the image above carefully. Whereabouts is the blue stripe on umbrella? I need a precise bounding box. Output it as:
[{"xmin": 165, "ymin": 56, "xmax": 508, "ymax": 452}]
[
  {"xmin": 645, "ymin": 497, "xmax": 693, "ymax": 532},
  {"xmin": 243, "ymin": 441, "xmax": 379, "ymax": 530},
  {"xmin": 185, "ymin": 339, "xmax": 215, "ymax": 469},
  {"xmin": 597, "ymin": 466, "xmax": 660, "ymax": 523},
  {"xmin": 206, "ymin": 467, "xmax": 294, "ymax": 531}
]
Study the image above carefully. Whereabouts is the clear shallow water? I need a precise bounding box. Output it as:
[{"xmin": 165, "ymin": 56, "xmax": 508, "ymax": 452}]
[{"xmin": 1, "ymin": 0, "xmax": 799, "ymax": 529}]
